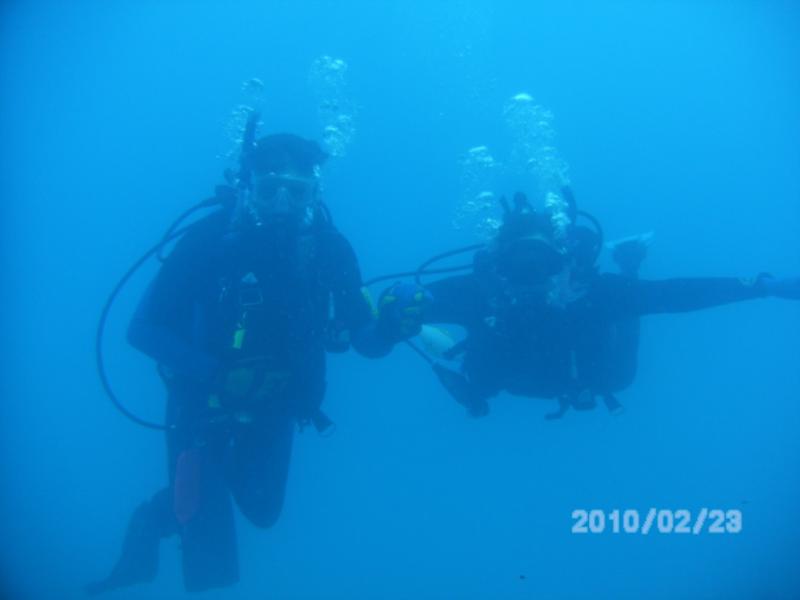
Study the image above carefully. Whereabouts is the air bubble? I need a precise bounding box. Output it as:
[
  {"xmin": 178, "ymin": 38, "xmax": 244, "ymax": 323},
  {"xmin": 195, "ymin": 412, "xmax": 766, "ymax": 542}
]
[
  {"xmin": 309, "ymin": 56, "xmax": 356, "ymax": 157},
  {"xmin": 455, "ymin": 146, "xmax": 502, "ymax": 238}
]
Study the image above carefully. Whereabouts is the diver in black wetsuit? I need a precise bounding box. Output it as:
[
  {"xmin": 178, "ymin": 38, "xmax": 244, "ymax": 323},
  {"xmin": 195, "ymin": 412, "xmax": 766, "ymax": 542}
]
[
  {"xmin": 380, "ymin": 190, "xmax": 800, "ymax": 418},
  {"xmin": 87, "ymin": 134, "xmax": 394, "ymax": 594}
]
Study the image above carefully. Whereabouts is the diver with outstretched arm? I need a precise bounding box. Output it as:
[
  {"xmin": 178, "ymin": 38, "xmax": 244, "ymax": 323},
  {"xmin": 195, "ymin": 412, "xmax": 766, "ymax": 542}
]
[{"xmin": 377, "ymin": 190, "xmax": 799, "ymax": 418}]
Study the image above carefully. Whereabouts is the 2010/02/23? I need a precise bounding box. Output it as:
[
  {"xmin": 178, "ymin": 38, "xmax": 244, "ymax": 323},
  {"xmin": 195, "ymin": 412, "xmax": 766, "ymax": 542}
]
[{"xmin": 571, "ymin": 508, "xmax": 742, "ymax": 535}]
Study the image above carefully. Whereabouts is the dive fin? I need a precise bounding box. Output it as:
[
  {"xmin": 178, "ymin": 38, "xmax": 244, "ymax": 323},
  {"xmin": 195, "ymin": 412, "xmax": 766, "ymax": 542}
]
[
  {"xmin": 85, "ymin": 500, "xmax": 162, "ymax": 595},
  {"xmin": 432, "ymin": 363, "xmax": 488, "ymax": 417}
]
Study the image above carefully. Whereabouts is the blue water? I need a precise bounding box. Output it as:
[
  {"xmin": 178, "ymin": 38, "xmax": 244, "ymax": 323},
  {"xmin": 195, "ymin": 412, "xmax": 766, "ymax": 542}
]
[{"xmin": 2, "ymin": 2, "xmax": 799, "ymax": 598}]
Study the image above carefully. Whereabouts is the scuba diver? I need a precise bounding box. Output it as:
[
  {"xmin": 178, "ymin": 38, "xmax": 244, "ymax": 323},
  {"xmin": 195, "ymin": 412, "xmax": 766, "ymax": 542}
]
[
  {"xmin": 377, "ymin": 189, "xmax": 800, "ymax": 419},
  {"xmin": 87, "ymin": 130, "xmax": 399, "ymax": 594}
]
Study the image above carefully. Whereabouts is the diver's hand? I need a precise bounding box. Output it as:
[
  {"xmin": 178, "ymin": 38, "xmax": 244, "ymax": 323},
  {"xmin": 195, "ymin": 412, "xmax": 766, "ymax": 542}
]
[
  {"xmin": 760, "ymin": 275, "xmax": 800, "ymax": 300},
  {"xmin": 377, "ymin": 282, "xmax": 432, "ymax": 342}
]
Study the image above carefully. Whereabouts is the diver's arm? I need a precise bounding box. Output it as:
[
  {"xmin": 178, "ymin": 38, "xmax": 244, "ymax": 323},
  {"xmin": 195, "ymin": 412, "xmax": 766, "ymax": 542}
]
[
  {"xmin": 596, "ymin": 273, "xmax": 772, "ymax": 318},
  {"xmin": 350, "ymin": 317, "xmax": 395, "ymax": 358},
  {"xmin": 423, "ymin": 274, "xmax": 487, "ymax": 326},
  {"xmin": 128, "ymin": 282, "xmax": 220, "ymax": 381},
  {"xmin": 323, "ymin": 230, "xmax": 394, "ymax": 358},
  {"xmin": 127, "ymin": 224, "xmax": 221, "ymax": 381}
]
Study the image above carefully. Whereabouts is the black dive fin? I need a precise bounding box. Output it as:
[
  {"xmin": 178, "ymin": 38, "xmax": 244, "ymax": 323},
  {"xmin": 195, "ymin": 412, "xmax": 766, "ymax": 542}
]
[
  {"xmin": 432, "ymin": 363, "xmax": 488, "ymax": 417},
  {"xmin": 85, "ymin": 501, "xmax": 161, "ymax": 595}
]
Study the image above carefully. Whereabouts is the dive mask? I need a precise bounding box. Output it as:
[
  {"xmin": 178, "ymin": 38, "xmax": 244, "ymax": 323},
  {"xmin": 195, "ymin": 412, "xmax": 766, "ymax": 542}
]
[{"xmin": 251, "ymin": 173, "xmax": 317, "ymax": 219}]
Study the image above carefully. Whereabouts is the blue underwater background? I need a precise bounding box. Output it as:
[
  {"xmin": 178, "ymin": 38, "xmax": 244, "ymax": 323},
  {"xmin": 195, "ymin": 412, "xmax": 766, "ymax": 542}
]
[{"xmin": 2, "ymin": 1, "xmax": 799, "ymax": 598}]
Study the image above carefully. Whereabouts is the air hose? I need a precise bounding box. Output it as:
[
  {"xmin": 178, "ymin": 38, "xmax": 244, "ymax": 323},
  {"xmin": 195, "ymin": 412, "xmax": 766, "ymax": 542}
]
[
  {"xmin": 362, "ymin": 243, "xmax": 484, "ymax": 288},
  {"xmin": 96, "ymin": 198, "xmax": 222, "ymax": 430}
]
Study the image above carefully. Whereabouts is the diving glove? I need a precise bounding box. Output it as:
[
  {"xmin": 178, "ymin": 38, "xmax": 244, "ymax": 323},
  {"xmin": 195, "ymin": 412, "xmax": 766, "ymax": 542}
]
[
  {"xmin": 378, "ymin": 282, "xmax": 432, "ymax": 342},
  {"xmin": 608, "ymin": 232, "xmax": 653, "ymax": 277}
]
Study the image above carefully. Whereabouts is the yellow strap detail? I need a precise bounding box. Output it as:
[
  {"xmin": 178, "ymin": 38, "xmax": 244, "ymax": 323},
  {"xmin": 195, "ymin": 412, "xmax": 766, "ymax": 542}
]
[
  {"xmin": 361, "ymin": 287, "xmax": 379, "ymax": 318},
  {"xmin": 233, "ymin": 326, "xmax": 245, "ymax": 350}
]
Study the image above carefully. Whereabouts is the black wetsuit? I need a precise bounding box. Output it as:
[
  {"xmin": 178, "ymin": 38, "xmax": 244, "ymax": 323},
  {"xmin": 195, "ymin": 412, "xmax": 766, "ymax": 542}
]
[
  {"xmin": 107, "ymin": 208, "xmax": 389, "ymax": 593},
  {"xmin": 424, "ymin": 270, "xmax": 767, "ymax": 408}
]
